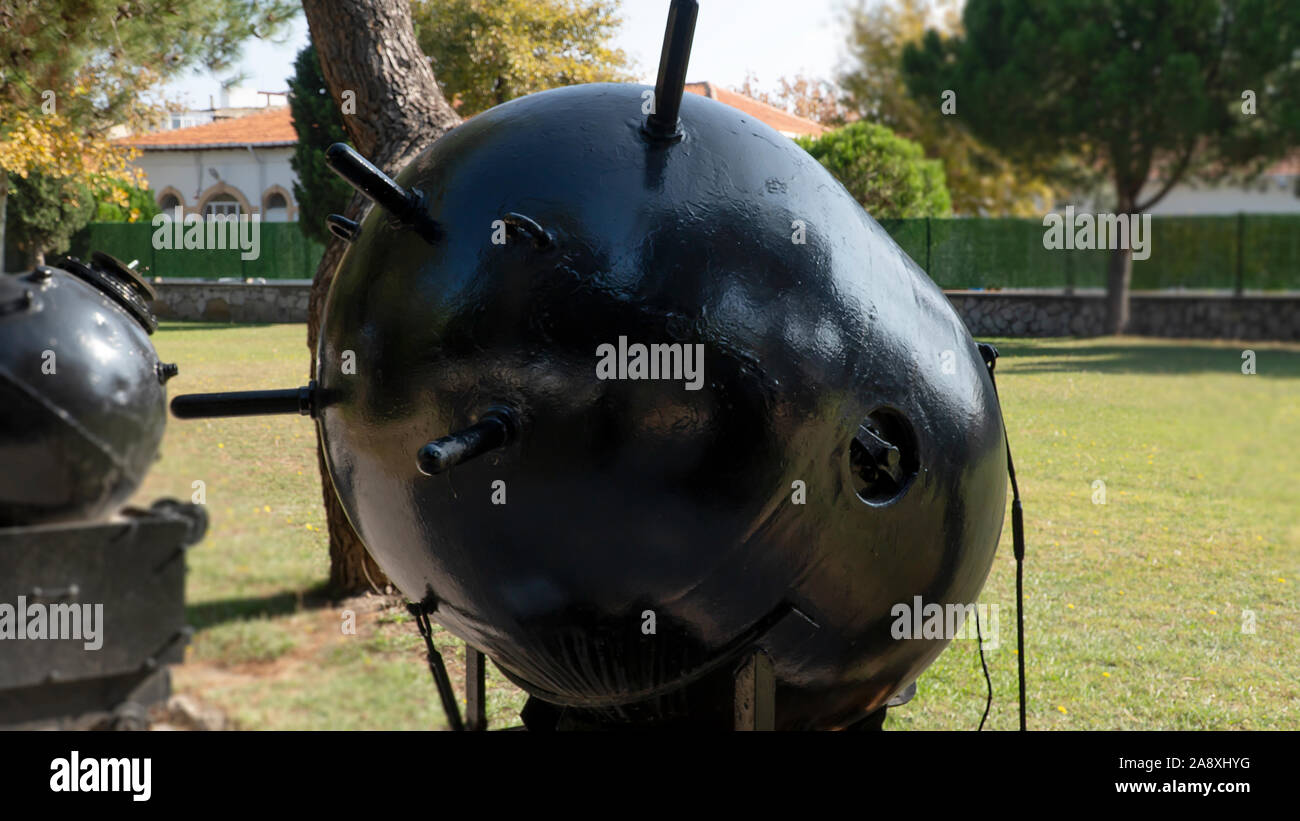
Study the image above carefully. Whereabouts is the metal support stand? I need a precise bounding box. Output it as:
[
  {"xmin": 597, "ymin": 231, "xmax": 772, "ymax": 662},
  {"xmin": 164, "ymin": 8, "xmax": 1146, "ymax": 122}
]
[
  {"xmin": 465, "ymin": 644, "xmax": 488, "ymax": 731},
  {"xmin": 0, "ymin": 500, "xmax": 205, "ymax": 729},
  {"xmin": 733, "ymin": 648, "xmax": 776, "ymax": 731},
  {"xmin": 408, "ymin": 602, "xmax": 464, "ymax": 732}
]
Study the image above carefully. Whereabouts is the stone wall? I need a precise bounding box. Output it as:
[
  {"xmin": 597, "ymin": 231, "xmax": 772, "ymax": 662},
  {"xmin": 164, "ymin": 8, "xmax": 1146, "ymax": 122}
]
[
  {"xmin": 947, "ymin": 290, "xmax": 1300, "ymax": 340},
  {"xmin": 150, "ymin": 279, "xmax": 312, "ymax": 323},
  {"xmin": 149, "ymin": 281, "xmax": 1300, "ymax": 341},
  {"xmin": 1126, "ymin": 293, "xmax": 1300, "ymax": 341}
]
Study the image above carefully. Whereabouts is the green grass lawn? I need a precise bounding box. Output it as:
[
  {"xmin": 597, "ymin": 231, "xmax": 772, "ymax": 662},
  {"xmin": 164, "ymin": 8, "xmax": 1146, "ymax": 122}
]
[{"xmin": 135, "ymin": 323, "xmax": 1300, "ymax": 730}]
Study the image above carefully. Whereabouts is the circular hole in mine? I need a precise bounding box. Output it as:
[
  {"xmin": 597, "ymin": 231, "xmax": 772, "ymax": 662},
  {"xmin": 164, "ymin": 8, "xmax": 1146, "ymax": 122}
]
[{"xmin": 848, "ymin": 407, "xmax": 919, "ymax": 505}]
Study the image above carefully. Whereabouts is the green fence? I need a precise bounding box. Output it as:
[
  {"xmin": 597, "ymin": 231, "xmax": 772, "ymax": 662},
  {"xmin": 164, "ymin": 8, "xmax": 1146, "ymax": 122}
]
[
  {"xmin": 64, "ymin": 221, "xmax": 325, "ymax": 280},
  {"xmin": 27, "ymin": 214, "xmax": 1300, "ymax": 289},
  {"xmin": 878, "ymin": 214, "xmax": 1299, "ymax": 291}
]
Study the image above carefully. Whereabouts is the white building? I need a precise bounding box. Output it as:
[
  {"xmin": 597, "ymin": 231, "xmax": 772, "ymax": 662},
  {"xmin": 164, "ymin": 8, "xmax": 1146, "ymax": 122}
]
[
  {"xmin": 159, "ymin": 86, "xmax": 289, "ymax": 132},
  {"xmin": 118, "ymin": 82, "xmax": 826, "ymax": 223},
  {"xmin": 120, "ymin": 106, "xmax": 299, "ymax": 222},
  {"xmin": 1070, "ymin": 154, "xmax": 1300, "ymax": 216},
  {"xmin": 1141, "ymin": 156, "xmax": 1300, "ymax": 215}
]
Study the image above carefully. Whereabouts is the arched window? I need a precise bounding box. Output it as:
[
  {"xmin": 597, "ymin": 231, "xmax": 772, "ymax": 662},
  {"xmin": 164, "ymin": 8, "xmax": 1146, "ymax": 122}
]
[
  {"xmin": 263, "ymin": 192, "xmax": 289, "ymax": 222},
  {"xmin": 204, "ymin": 194, "xmax": 241, "ymax": 218},
  {"xmin": 159, "ymin": 193, "xmax": 181, "ymax": 211}
]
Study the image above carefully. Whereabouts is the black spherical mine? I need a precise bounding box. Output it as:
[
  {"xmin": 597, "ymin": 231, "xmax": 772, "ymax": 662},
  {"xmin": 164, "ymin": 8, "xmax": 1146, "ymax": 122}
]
[
  {"xmin": 0, "ymin": 254, "xmax": 173, "ymax": 526},
  {"xmin": 169, "ymin": 0, "xmax": 1009, "ymax": 730}
]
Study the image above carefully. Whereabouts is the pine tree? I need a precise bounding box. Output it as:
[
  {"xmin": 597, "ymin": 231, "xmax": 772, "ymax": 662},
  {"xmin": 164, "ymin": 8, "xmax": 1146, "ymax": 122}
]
[
  {"xmin": 288, "ymin": 44, "xmax": 354, "ymax": 247},
  {"xmin": 903, "ymin": 0, "xmax": 1300, "ymax": 332}
]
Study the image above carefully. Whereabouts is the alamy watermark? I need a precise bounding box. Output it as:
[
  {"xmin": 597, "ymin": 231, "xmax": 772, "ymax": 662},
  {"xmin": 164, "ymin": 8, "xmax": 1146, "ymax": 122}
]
[
  {"xmin": 151, "ymin": 207, "xmax": 261, "ymax": 260},
  {"xmin": 0, "ymin": 595, "xmax": 103, "ymax": 650},
  {"xmin": 595, "ymin": 336, "xmax": 705, "ymax": 391},
  {"xmin": 1043, "ymin": 205, "xmax": 1151, "ymax": 261},
  {"xmin": 890, "ymin": 596, "xmax": 999, "ymax": 650},
  {"xmin": 50, "ymin": 751, "xmax": 150, "ymax": 802}
]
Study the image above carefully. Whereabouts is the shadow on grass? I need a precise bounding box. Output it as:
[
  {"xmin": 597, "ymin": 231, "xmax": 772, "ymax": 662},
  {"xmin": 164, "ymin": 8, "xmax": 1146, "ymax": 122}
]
[
  {"xmin": 187, "ymin": 582, "xmax": 336, "ymax": 629},
  {"xmin": 992, "ymin": 340, "xmax": 1300, "ymax": 378}
]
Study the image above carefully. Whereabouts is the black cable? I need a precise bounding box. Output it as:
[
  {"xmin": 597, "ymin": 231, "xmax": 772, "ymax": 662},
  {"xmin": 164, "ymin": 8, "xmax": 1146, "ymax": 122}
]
[
  {"xmin": 974, "ymin": 603, "xmax": 992, "ymax": 730},
  {"xmin": 1011, "ymin": 462, "xmax": 1026, "ymax": 732},
  {"xmin": 1003, "ymin": 398, "xmax": 1027, "ymax": 733},
  {"xmin": 978, "ymin": 342, "xmax": 1027, "ymax": 732}
]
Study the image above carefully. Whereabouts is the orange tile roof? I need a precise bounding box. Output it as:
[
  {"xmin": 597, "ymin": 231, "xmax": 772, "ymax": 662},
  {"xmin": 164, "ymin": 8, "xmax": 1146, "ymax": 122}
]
[
  {"xmin": 121, "ymin": 84, "xmax": 826, "ymax": 151},
  {"xmin": 121, "ymin": 106, "xmax": 297, "ymax": 150},
  {"xmin": 1268, "ymin": 153, "xmax": 1300, "ymax": 175},
  {"xmin": 113, "ymin": 92, "xmax": 1298, "ymax": 172},
  {"xmin": 685, "ymin": 82, "xmax": 828, "ymax": 138}
]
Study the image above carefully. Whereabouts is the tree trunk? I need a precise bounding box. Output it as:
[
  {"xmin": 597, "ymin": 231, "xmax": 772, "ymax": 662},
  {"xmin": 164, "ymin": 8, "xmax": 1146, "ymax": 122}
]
[
  {"xmin": 1103, "ymin": 189, "xmax": 1138, "ymax": 336},
  {"xmin": 1103, "ymin": 243, "xmax": 1133, "ymax": 335},
  {"xmin": 301, "ymin": 0, "xmax": 462, "ymax": 595}
]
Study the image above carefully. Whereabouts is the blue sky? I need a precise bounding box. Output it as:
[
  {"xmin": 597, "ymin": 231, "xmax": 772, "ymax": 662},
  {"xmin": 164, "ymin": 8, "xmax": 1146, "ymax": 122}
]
[{"xmin": 161, "ymin": 0, "xmax": 852, "ymax": 108}]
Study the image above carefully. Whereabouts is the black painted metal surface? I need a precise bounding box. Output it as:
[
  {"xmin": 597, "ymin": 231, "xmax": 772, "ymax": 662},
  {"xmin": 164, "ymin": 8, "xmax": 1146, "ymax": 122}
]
[
  {"xmin": 166, "ymin": 1, "xmax": 1008, "ymax": 729},
  {"xmin": 0, "ymin": 499, "xmax": 205, "ymax": 727},
  {"xmin": 0, "ymin": 256, "xmax": 173, "ymax": 526},
  {"xmin": 304, "ymin": 81, "xmax": 1007, "ymax": 729}
]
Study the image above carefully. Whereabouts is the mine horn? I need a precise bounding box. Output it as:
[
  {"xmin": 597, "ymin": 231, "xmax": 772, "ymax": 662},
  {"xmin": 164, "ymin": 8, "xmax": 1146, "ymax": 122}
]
[
  {"xmin": 416, "ymin": 407, "xmax": 519, "ymax": 475},
  {"xmin": 324, "ymin": 143, "xmax": 439, "ymax": 241},
  {"xmin": 170, "ymin": 383, "xmax": 317, "ymax": 419},
  {"xmin": 644, "ymin": 0, "xmax": 700, "ymax": 141}
]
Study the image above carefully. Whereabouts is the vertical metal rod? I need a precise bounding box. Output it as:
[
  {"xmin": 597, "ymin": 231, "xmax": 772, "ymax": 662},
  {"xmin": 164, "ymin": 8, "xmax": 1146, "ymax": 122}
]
[
  {"xmin": 466, "ymin": 644, "xmax": 488, "ymax": 731},
  {"xmin": 645, "ymin": 0, "xmax": 699, "ymax": 140},
  {"xmin": 408, "ymin": 603, "xmax": 464, "ymax": 732},
  {"xmin": 734, "ymin": 648, "xmax": 776, "ymax": 731}
]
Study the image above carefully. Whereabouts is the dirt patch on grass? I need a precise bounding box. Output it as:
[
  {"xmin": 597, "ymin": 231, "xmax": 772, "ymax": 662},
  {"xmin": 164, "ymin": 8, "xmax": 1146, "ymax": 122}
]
[{"xmin": 172, "ymin": 591, "xmax": 446, "ymax": 729}]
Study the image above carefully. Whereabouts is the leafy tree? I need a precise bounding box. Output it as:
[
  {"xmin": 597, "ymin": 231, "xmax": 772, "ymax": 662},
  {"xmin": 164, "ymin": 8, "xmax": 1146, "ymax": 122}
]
[
  {"xmin": 0, "ymin": 0, "xmax": 296, "ymax": 270},
  {"xmin": 797, "ymin": 122, "xmax": 953, "ymax": 219},
  {"xmin": 1, "ymin": 0, "xmax": 297, "ymax": 127},
  {"xmin": 410, "ymin": 0, "xmax": 632, "ymax": 115},
  {"xmin": 93, "ymin": 183, "xmax": 161, "ymax": 223},
  {"xmin": 0, "ymin": 108, "xmax": 148, "ymax": 269},
  {"xmin": 5, "ymin": 170, "xmax": 96, "ymax": 267},
  {"xmin": 902, "ymin": 0, "xmax": 1300, "ymax": 332},
  {"xmin": 287, "ymin": 43, "xmax": 353, "ymax": 246},
  {"xmin": 839, "ymin": 0, "xmax": 1064, "ymax": 218}
]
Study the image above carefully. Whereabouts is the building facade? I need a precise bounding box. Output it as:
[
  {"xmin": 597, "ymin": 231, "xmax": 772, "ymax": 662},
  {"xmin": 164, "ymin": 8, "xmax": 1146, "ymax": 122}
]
[
  {"xmin": 1141, "ymin": 160, "xmax": 1300, "ymax": 215},
  {"xmin": 119, "ymin": 82, "xmax": 827, "ymax": 225},
  {"xmin": 121, "ymin": 107, "xmax": 299, "ymax": 223}
]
